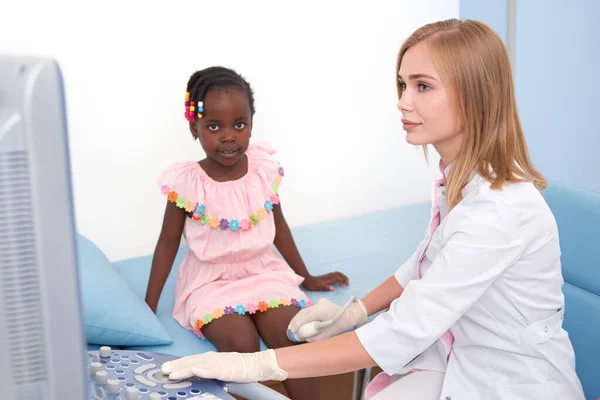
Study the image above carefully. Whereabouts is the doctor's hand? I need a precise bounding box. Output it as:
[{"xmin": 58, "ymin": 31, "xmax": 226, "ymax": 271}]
[
  {"xmin": 161, "ymin": 349, "xmax": 288, "ymax": 383},
  {"xmin": 288, "ymin": 298, "xmax": 368, "ymax": 342}
]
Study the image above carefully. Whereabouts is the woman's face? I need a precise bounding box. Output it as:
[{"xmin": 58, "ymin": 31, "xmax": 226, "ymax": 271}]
[{"xmin": 397, "ymin": 41, "xmax": 463, "ymax": 162}]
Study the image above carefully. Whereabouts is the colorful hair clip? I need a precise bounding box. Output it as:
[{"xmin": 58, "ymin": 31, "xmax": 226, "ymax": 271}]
[
  {"xmin": 197, "ymin": 101, "xmax": 204, "ymax": 119},
  {"xmin": 184, "ymin": 93, "xmax": 204, "ymax": 121},
  {"xmin": 184, "ymin": 92, "xmax": 194, "ymax": 121}
]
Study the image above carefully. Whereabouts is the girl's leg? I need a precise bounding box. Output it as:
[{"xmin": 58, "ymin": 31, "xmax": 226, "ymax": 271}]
[
  {"xmin": 370, "ymin": 370, "xmax": 445, "ymax": 400},
  {"xmin": 252, "ymin": 306, "xmax": 320, "ymax": 400},
  {"xmin": 201, "ymin": 314, "xmax": 260, "ymax": 353}
]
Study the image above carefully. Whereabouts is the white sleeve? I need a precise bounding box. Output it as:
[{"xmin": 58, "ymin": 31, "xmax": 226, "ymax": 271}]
[
  {"xmin": 393, "ymin": 248, "xmax": 420, "ymax": 289},
  {"xmin": 356, "ymin": 203, "xmax": 523, "ymax": 374}
]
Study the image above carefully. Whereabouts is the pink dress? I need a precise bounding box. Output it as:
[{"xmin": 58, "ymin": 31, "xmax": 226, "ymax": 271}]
[{"xmin": 158, "ymin": 142, "xmax": 311, "ymax": 338}]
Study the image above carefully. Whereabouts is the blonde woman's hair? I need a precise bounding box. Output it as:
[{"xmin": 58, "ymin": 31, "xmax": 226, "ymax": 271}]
[{"xmin": 397, "ymin": 19, "xmax": 546, "ymax": 209}]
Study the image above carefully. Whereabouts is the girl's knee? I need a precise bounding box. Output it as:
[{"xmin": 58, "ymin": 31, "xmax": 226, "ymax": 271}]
[
  {"xmin": 262, "ymin": 330, "xmax": 296, "ymax": 349},
  {"xmin": 218, "ymin": 335, "xmax": 260, "ymax": 353}
]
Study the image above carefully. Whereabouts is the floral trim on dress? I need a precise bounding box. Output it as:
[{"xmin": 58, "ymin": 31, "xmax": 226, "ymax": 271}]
[
  {"xmin": 192, "ymin": 297, "xmax": 312, "ymax": 339},
  {"xmin": 161, "ymin": 165, "xmax": 284, "ymax": 231}
]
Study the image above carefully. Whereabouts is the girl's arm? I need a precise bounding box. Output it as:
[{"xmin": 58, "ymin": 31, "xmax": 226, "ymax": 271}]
[
  {"xmin": 272, "ymin": 203, "xmax": 311, "ymax": 278},
  {"xmin": 272, "ymin": 203, "xmax": 349, "ymax": 290},
  {"xmin": 145, "ymin": 201, "xmax": 186, "ymax": 313},
  {"xmin": 275, "ymin": 331, "xmax": 376, "ymax": 378}
]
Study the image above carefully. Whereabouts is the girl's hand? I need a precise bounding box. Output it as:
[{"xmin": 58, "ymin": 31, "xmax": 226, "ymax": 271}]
[{"xmin": 302, "ymin": 272, "xmax": 349, "ymax": 291}]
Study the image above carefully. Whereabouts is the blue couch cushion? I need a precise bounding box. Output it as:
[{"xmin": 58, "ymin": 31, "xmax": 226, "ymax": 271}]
[
  {"xmin": 562, "ymin": 283, "xmax": 600, "ymax": 400},
  {"xmin": 113, "ymin": 249, "xmax": 225, "ymax": 356},
  {"xmin": 77, "ymin": 234, "xmax": 172, "ymax": 346},
  {"xmin": 542, "ymin": 182, "xmax": 600, "ymax": 400},
  {"xmin": 542, "ymin": 181, "xmax": 600, "ymax": 295}
]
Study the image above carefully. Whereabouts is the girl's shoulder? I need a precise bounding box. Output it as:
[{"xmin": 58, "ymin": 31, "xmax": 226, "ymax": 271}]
[
  {"xmin": 246, "ymin": 141, "xmax": 285, "ymax": 188},
  {"xmin": 157, "ymin": 161, "xmax": 203, "ymax": 211},
  {"xmin": 158, "ymin": 161, "xmax": 201, "ymax": 190},
  {"xmin": 246, "ymin": 141, "xmax": 277, "ymax": 166}
]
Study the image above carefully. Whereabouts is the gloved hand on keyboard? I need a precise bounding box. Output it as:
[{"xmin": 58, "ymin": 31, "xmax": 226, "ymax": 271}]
[{"xmin": 161, "ymin": 349, "xmax": 288, "ymax": 383}]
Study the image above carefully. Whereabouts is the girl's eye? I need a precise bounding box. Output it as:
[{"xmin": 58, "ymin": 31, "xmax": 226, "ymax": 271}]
[
  {"xmin": 207, "ymin": 124, "xmax": 219, "ymax": 131},
  {"xmin": 235, "ymin": 122, "xmax": 246, "ymax": 129}
]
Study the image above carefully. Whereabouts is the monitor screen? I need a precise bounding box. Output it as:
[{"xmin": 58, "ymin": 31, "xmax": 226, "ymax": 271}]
[{"xmin": 0, "ymin": 55, "xmax": 87, "ymax": 399}]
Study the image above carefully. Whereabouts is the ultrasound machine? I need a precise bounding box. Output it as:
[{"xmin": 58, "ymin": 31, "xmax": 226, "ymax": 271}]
[{"xmin": 0, "ymin": 55, "xmax": 289, "ymax": 400}]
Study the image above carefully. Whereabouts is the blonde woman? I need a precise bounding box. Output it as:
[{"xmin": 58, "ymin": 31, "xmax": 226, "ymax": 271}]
[{"xmin": 161, "ymin": 19, "xmax": 585, "ymax": 400}]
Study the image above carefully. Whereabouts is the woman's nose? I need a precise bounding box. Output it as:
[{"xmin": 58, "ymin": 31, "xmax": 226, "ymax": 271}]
[{"xmin": 398, "ymin": 94, "xmax": 413, "ymax": 113}]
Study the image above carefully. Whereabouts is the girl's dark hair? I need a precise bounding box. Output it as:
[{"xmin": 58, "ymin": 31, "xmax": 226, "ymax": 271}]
[{"xmin": 186, "ymin": 66, "xmax": 255, "ymax": 119}]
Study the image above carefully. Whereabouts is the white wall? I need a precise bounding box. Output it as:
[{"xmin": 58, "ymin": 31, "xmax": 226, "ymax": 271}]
[{"xmin": 1, "ymin": 0, "xmax": 458, "ymax": 261}]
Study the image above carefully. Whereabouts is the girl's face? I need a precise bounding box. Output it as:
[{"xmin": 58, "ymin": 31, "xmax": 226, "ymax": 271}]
[
  {"xmin": 397, "ymin": 41, "xmax": 463, "ymax": 163},
  {"xmin": 190, "ymin": 87, "xmax": 252, "ymax": 167}
]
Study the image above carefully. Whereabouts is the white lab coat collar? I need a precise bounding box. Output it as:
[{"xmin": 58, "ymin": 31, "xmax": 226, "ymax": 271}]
[{"xmin": 439, "ymin": 159, "xmax": 478, "ymax": 199}]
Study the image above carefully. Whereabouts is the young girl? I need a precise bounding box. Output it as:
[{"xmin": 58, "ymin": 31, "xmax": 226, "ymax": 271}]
[
  {"xmin": 145, "ymin": 66, "xmax": 349, "ymax": 400},
  {"xmin": 162, "ymin": 21, "xmax": 585, "ymax": 400}
]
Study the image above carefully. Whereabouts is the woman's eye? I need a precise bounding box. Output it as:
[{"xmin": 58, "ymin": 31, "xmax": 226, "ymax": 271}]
[
  {"xmin": 418, "ymin": 83, "xmax": 430, "ymax": 92},
  {"xmin": 398, "ymin": 81, "xmax": 407, "ymax": 91}
]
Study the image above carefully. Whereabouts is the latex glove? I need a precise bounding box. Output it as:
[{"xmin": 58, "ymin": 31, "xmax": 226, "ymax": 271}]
[
  {"xmin": 288, "ymin": 297, "xmax": 368, "ymax": 342},
  {"xmin": 161, "ymin": 349, "xmax": 288, "ymax": 383}
]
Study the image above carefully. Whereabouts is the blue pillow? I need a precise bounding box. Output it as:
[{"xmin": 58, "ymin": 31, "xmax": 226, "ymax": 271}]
[{"xmin": 77, "ymin": 234, "xmax": 172, "ymax": 346}]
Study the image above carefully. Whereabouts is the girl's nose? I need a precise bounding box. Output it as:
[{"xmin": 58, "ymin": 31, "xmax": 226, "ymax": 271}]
[{"xmin": 220, "ymin": 129, "xmax": 236, "ymax": 142}]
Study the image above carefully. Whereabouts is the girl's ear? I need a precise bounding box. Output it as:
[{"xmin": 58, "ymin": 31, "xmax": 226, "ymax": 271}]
[{"xmin": 189, "ymin": 121, "xmax": 198, "ymax": 140}]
